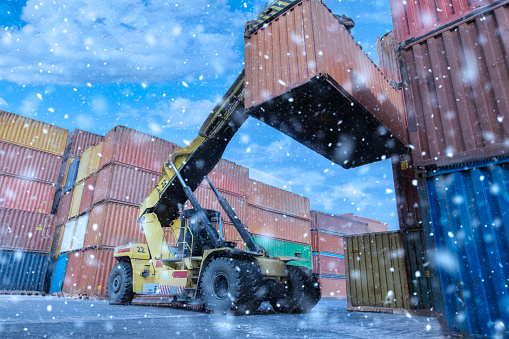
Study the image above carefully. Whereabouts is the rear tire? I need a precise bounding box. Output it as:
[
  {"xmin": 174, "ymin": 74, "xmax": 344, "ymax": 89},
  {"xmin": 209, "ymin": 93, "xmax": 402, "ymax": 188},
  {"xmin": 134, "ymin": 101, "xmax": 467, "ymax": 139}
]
[
  {"xmin": 200, "ymin": 257, "xmax": 263, "ymax": 315},
  {"xmin": 107, "ymin": 261, "xmax": 134, "ymax": 305},
  {"xmin": 270, "ymin": 265, "xmax": 320, "ymax": 313}
]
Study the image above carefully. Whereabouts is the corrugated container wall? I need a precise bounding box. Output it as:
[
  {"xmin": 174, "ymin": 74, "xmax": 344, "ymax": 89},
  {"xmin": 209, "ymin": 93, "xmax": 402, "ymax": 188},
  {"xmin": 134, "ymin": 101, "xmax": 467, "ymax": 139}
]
[
  {"xmin": 320, "ymin": 276, "xmax": 347, "ymax": 298},
  {"xmin": 56, "ymin": 190, "xmax": 73, "ymax": 226},
  {"xmin": 63, "ymin": 129, "xmax": 103, "ymax": 161},
  {"xmin": 375, "ymin": 32, "xmax": 402, "ymax": 83},
  {"xmin": 311, "ymin": 230, "xmax": 344, "ymax": 254},
  {"xmin": 390, "ymin": 0, "xmax": 498, "ymax": 43},
  {"xmin": 244, "ymin": 0, "xmax": 407, "ymax": 144},
  {"xmin": 0, "ymin": 141, "xmax": 62, "ymax": 184},
  {"xmin": 252, "ymin": 235, "xmax": 312, "ymax": 269},
  {"xmin": 79, "ymin": 175, "xmax": 95, "ymax": 215},
  {"xmin": 0, "ymin": 250, "xmax": 49, "ymax": 291},
  {"xmin": 49, "ymin": 253, "xmax": 68, "ymax": 293},
  {"xmin": 203, "ymin": 159, "xmax": 249, "ymax": 196},
  {"xmin": 0, "ymin": 176, "xmax": 56, "ymax": 214},
  {"xmin": 399, "ymin": 4, "xmax": 509, "ymax": 168},
  {"xmin": 392, "ymin": 154, "xmax": 422, "ymax": 229},
  {"xmin": 310, "ymin": 211, "xmax": 368, "ymax": 234},
  {"xmin": 69, "ymin": 181, "xmax": 84, "ymax": 219},
  {"xmin": 424, "ymin": 160, "xmax": 509, "ymax": 337},
  {"xmin": 0, "ymin": 208, "xmax": 55, "ymax": 252},
  {"xmin": 313, "ymin": 253, "xmax": 345, "ymax": 276},
  {"xmin": 63, "ymin": 158, "xmax": 80, "ymax": 193},
  {"xmin": 76, "ymin": 146, "xmax": 92, "ymax": 183},
  {"xmin": 0, "ymin": 110, "xmax": 68, "ymax": 156},
  {"xmin": 99, "ymin": 126, "xmax": 177, "ymax": 173}
]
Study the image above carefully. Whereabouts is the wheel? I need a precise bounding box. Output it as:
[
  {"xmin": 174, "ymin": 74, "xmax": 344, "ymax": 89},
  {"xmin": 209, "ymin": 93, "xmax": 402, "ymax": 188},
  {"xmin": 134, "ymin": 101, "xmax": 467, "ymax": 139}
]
[
  {"xmin": 200, "ymin": 257, "xmax": 263, "ymax": 314},
  {"xmin": 270, "ymin": 265, "xmax": 321, "ymax": 313},
  {"xmin": 107, "ymin": 261, "xmax": 134, "ymax": 305}
]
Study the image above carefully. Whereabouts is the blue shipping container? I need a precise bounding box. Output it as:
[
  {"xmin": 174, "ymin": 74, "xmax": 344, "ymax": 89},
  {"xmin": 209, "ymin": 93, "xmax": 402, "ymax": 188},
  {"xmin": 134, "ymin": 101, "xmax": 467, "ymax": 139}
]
[
  {"xmin": 49, "ymin": 254, "xmax": 68, "ymax": 293},
  {"xmin": 0, "ymin": 250, "xmax": 49, "ymax": 291},
  {"xmin": 425, "ymin": 161, "xmax": 509, "ymax": 338},
  {"xmin": 63, "ymin": 157, "xmax": 80, "ymax": 193}
]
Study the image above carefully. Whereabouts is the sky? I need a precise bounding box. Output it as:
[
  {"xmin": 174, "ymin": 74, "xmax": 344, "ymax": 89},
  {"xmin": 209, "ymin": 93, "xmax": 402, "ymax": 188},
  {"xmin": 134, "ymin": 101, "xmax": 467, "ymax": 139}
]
[{"xmin": 0, "ymin": 0, "xmax": 400, "ymax": 229}]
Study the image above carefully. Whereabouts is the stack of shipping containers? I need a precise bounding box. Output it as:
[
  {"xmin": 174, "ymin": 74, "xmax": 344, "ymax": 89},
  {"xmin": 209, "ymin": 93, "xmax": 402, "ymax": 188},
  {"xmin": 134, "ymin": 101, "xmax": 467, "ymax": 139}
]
[
  {"xmin": 0, "ymin": 111, "xmax": 68, "ymax": 292},
  {"xmin": 379, "ymin": 0, "xmax": 509, "ymax": 336},
  {"xmin": 311, "ymin": 211, "xmax": 368, "ymax": 298}
]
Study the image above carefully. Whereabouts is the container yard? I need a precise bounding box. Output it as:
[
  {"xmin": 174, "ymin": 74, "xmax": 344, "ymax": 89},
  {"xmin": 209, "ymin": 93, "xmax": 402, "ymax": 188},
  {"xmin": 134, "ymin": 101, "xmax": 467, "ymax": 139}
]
[{"xmin": 0, "ymin": 0, "xmax": 508, "ymax": 337}]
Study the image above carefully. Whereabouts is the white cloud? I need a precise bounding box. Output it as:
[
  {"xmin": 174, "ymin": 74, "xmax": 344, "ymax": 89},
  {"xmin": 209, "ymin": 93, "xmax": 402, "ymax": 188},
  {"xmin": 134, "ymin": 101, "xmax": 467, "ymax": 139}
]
[
  {"xmin": 0, "ymin": 0, "xmax": 249, "ymax": 85},
  {"xmin": 0, "ymin": 97, "xmax": 8, "ymax": 107}
]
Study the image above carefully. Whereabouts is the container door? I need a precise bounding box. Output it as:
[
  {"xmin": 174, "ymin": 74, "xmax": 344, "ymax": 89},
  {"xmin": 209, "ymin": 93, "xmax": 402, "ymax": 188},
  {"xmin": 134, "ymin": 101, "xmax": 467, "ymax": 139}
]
[{"xmin": 49, "ymin": 254, "xmax": 69, "ymax": 293}]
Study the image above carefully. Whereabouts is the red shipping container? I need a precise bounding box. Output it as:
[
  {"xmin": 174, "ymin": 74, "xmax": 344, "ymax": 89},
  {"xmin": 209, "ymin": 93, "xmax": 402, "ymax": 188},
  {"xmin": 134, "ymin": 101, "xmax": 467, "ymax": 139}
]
[
  {"xmin": 62, "ymin": 251, "xmax": 83, "ymax": 295},
  {"xmin": 247, "ymin": 205, "xmax": 311, "ymax": 244},
  {"xmin": 56, "ymin": 190, "xmax": 73, "ymax": 226},
  {"xmin": 0, "ymin": 141, "xmax": 62, "ymax": 184},
  {"xmin": 311, "ymin": 211, "xmax": 367, "ymax": 234},
  {"xmin": 0, "ymin": 208, "xmax": 55, "ymax": 252},
  {"xmin": 79, "ymin": 174, "xmax": 96, "ymax": 215},
  {"xmin": 320, "ymin": 277, "xmax": 347, "ymax": 298},
  {"xmin": 65, "ymin": 129, "xmax": 103, "ymax": 160},
  {"xmin": 248, "ymin": 179, "xmax": 310, "ymax": 218},
  {"xmin": 390, "ymin": 0, "xmax": 497, "ymax": 43},
  {"xmin": 222, "ymin": 222, "xmax": 247, "ymax": 250},
  {"xmin": 0, "ymin": 175, "xmax": 56, "ymax": 214},
  {"xmin": 84, "ymin": 202, "xmax": 145, "ymax": 249},
  {"xmin": 311, "ymin": 231, "xmax": 344, "ymax": 254},
  {"xmin": 99, "ymin": 126, "xmax": 177, "ymax": 173},
  {"xmin": 70, "ymin": 248, "xmax": 116, "ymax": 296},
  {"xmin": 199, "ymin": 159, "xmax": 249, "ymax": 196},
  {"xmin": 93, "ymin": 163, "xmax": 159, "ymax": 206},
  {"xmin": 313, "ymin": 254, "xmax": 345, "ymax": 276}
]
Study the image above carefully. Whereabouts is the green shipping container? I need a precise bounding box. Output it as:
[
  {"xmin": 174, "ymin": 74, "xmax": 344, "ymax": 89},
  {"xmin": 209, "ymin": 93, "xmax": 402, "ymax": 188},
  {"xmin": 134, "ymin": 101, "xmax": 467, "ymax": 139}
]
[{"xmin": 252, "ymin": 236, "xmax": 312, "ymax": 270}]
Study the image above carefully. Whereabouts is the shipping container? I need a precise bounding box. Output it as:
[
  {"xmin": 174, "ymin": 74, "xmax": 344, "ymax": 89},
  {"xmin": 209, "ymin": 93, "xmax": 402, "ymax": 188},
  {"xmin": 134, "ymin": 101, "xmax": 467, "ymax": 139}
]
[
  {"xmin": 311, "ymin": 230, "xmax": 344, "ymax": 254},
  {"xmin": 341, "ymin": 213, "xmax": 389, "ymax": 233},
  {"xmin": 63, "ymin": 129, "xmax": 103, "ymax": 161},
  {"xmin": 0, "ymin": 110, "xmax": 68, "ymax": 156},
  {"xmin": 0, "ymin": 250, "xmax": 49, "ymax": 291},
  {"xmin": 56, "ymin": 190, "xmax": 73, "ymax": 226},
  {"xmin": 199, "ymin": 159, "xmax": 249, "ymax": 196},
  {"xmin": 319, "ymin": 276, "xmax": 347, "ymax": 298},
  {"xmin": 244, "ymin": 0, "xmax": 408, "ymax": 167},
  {"xmin": 49, "ymin": 253, "xmax": 68, "ymax": 293},
  {"xmin": 0, "ymin": 208, "xmax": 55, "ymax": 252},
  {"xmin": 392, "ymin": 154, "xmax": 422, "ymax": 230},
  {"xmin": 375, "ymin": 32, "xmax": 402, "ymax": 84},
  {"xmin": 57, "ymin": 157, "xmax": 73, "ymax": 190},
  {"xmin": 99, "ymin": 125, "xmax": 177, "ymax": 173},
  {"xmin": 221, "ymin": 222, "xmax": 247, "ymax": 250},
  {"xmin": 312, "ymin": 253, "xmax": 345, "ymax": 276},
  {"xmin": 79, "ymin": 175, "xmax": 96, "ymax": 215},
  {"xmin": 390, "ymin": 0, "xmax": 499, "ymax": 43},
  {"xmin": 63, "ymin": 157, "xmax": 79, "ymax": 193},
  {"xmin": 345, "ymin": 232, "xmax": 410, "ymax": 312},
  {"xmin": 92, "ymin": 163, "xmax": 160, "ymax": 207},
  {"xmin": 399, "ymin": 4, "xmax": 509, "ymax": 168},
  {"xmin": 62, "ymin": 251, "xmax": 83, "ymax": 295},
  {"xmin": 252, "ymin": 235, "xmax": 312, "ymax": 269},
  {"xmin": 69, "ymin": 181, "xmax": 84, "ymax": 219},
  {"xmin": 59, "ymin": 219, "xmax": 76, "ymax": 253},
  {"xmin": 0, "ymin": 141, "xmax": 62, "ymax": 184},
  {"xmin": 71, "ymin": 213, "xmax": 89, "ymax": 251},
  {"xmin": 0, "ymin": 175, "xmax": 56, "ymax": 214},
  {"xmin": 86, "ymin": 142, "xmax": 103, "ymax": 177},
  {"xmin": 424, "ymin": 160, "xmax": 509, "ymax": 337},
  {"xmin": 311, "ymin": 210, "xmax": 368, "ymax": 234},
  {"xmin": 76, "ymin": 146, "xmax": 92, "ymax": 184},
  {"xmin": 248, "ymin": 179, "xmax": 310, "ymax": 218},
  {"xmin": 84, "ymin": 202, "xmax": 145, "ymax": 248},
  {"xmin": 248, "ymin": 204, "xmax": 311, "ymax": 244}
]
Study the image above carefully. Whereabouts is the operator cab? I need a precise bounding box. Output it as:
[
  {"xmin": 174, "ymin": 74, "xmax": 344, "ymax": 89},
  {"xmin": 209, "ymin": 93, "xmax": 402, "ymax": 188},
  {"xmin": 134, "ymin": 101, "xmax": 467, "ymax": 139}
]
[{"xmin": 177, "ymin": 208, "xmax": 223, "ymax": 257}]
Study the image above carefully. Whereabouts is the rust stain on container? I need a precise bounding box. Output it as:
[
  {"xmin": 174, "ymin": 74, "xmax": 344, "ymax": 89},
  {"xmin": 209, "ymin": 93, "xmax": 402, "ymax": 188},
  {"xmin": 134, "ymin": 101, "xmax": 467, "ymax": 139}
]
[
  {"xmin": 93, "ymin": 163, "xmax": 159, "ymax": 206},
  {"xmin": 245, "ymin": 0, "xmax": 407, "ymax": 146},
  {"xmin": 0, "ymin": 141, "xmax": 62, "ymax": 184},
  {"xmin": 64, "ymin": 129, "xmax": 103, "ymax": 160},
  {"xmin": 0, "ymin": 175, "xmax": 56, "ymax": 214},
  {"xmin": 99, "ymin": 126, "xmax": 177, "ymax": 173},
  {"xmin": 311, "ymin": 211, "xmax": 368, "ymax": 234},
  {"xmin": 400, "ymin": 4, "xmax": 509, "ymax": 168},
  {"xmin": 0, "ymin": 110, "xmax": 68, "ymax": 156},
  {"xmin": 69, "ymin": 181, "xmax": 84, "ymax": 219},
  {"xmin": 0, "ymin": 208, "xmax": 55, "ymax": 252},
  {"xmin": 56, "ymin": 190, "xmax": 72, "ymax": 226},
  {"xmin": 79, "ymin": 175, "xmax": 96, "ymax": 215},
  {"xmin": 248, "ymin": 179, "xmax": 310, "ymax": 218},
  {"xmin": 311, "ymin": 230, "xmax": 344, "ymax": 254},
  {"xmin": 84, "ymin": 202, "xmax": 145, "ymax": 248},
  {"xmin": 76, "ymin": 146, "xmax": 92, "ymax": 184},
  {"xmin": 319, "ymin": 276, "xmax": 347, "ymax": 298},
  {"xmin": 247, "ymin": 204, "xmax": 310, "ymax": 244}
]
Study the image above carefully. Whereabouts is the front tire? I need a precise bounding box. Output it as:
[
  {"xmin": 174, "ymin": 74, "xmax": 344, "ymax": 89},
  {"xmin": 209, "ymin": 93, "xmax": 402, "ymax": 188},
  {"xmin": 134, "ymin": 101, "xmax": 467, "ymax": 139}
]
[
  {"xmin": 200, "ymin": 257, "xmax": 263, "ymax": 314},
  {"xmin": 107, "ymin": 261, "xmax": 134, "ymax": 305}
]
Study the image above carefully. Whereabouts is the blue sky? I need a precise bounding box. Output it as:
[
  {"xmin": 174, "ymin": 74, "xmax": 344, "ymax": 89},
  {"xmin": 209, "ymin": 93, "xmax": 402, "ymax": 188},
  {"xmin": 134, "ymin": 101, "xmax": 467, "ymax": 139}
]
[{"xmin": 0, "ymin": 0, "xmax": 400, "ymax": 229}]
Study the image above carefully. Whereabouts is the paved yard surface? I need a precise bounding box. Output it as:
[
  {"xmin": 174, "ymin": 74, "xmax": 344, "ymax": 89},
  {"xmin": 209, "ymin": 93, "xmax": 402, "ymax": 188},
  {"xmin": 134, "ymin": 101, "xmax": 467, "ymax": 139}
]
[{"xmin": 0, "ymin": 295, "xmax": 446, "ymax": 338}]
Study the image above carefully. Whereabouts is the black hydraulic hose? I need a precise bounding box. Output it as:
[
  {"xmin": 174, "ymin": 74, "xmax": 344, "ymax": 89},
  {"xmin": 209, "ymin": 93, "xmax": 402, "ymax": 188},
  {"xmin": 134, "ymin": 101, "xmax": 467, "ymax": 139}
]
[
  {"xmin": 204, "ymin": 176, "xmax": 268, "ymax": 256},
  {"xmin": 169, "ymin": 161, "xmax": 224, "ymax": 249}
]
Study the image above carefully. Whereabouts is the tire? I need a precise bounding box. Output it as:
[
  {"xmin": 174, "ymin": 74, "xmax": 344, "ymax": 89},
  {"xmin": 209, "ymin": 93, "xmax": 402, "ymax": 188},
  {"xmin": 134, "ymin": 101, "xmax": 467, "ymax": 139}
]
[
  {"xmin": 270, "ymin": 265, "xmax": 321, "ymax": 313},
  {"xmin": 200, "ymin": 257, "xmax": 263, "ymax": 315},
  {"xmin": 107, "ymin": 261, "xmax": 134, "ymax": 305}
]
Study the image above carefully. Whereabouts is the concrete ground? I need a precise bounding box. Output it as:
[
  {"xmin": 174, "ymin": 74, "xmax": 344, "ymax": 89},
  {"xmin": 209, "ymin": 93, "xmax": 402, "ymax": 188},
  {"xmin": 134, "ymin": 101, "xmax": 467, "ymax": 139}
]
[{"xmin": 0, "ymin": 295, "xmax": 446, "ymax": 338}]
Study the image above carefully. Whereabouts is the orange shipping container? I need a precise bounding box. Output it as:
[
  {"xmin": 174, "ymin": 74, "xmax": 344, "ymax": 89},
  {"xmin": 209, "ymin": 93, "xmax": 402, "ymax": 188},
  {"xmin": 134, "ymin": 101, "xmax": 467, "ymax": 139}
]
[
  {"xmin": 200, "ymin": 159, "xmax": 249, "ymax": 196},
  {"xmin": 99, "ymin": 126, "xmax": 177, "ymax": 174},
  {"xmin": 84, "ymin": 202, "xmax": 145, "ymax": 248},
  {"xmin": 313, "ymin": 254, "xmax": 345, "ymax": 276},
  {"xmin": 0, "ymin": 141, "xmax": 62, "ymax": 184},
  {"xmin": 0, "ymin": 208, "xmax": 55, "ymax": 252},
  {"xmin": 247, "ymin": 204, "xmax": 310, "ymax": 244},
  {"xmin": 319, "ymin": 276, "xmax": 347, "ymax": 298},
  {"xmin": 0, "ymin": 175, "xmax": 56, "ymax": 214},
  {"xmin": 311, "ymin": 230, "xmax": 344, "ymax": 254},
  {"xmin": 62, "ymin": 251, "xmax": 83, "ymax": 295},
  {"xmin": 79, "ymin": 175, "xmax": 96, "ymax": 215},
  {"xmin": 311, "ymin": 211, "xmax": 367, "ymax": 234},
  {"xmin": 0, "ymin": 110, "xmax": 68, "ymax": 156},
  {"xmin": 248, "ymin": 179, "xmax": 310, "ymax": 218}
]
